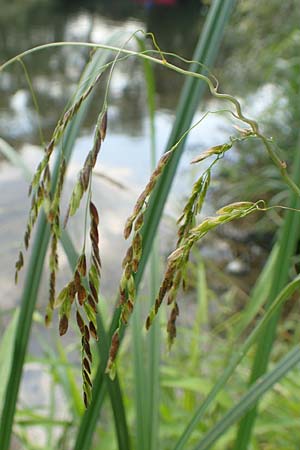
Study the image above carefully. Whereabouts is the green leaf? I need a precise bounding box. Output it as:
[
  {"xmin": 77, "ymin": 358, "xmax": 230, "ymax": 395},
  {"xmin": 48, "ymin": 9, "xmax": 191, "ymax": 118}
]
[
  {"xmin": 54, "ymin": 286, "xmax": 69, "ymax": 308},
  {"xmin": 0, "ymin": 310, "xmax": 19, "ymax": 414},
  {"xmin": 173, "ymin": 274, "xmax": 300, "ymax": 450},
  {"xmin": 194, "ymin": 345, "xmax": 300, "ymax": 450},
  {"xmin": 69, "ymin": 181, "xmax": 84, "ymax": 216}
]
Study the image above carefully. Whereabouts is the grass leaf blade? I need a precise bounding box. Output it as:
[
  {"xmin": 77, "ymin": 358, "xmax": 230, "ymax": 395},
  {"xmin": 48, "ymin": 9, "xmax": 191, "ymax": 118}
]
[{"xmin": 194, "ymin": 345, "xmax": 300, "ymax": 450}]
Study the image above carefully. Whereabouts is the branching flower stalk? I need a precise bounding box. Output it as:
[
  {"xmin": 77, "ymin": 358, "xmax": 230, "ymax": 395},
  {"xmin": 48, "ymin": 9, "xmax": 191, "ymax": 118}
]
[{"xmin": 7, "ymin": 32, "xmax": 300, "ymax": 396}]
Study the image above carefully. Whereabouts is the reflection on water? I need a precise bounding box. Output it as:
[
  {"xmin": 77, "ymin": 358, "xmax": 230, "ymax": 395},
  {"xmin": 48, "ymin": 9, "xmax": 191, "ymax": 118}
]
[{"xmin": 0, "ymin": 0, "xmax": 206, "ymax": 142}]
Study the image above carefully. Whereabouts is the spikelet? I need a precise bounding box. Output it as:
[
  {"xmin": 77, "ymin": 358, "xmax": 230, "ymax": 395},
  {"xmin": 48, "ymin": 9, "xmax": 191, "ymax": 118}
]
[
  {"xmin": 106, "ymin": 148, "xmax": 175, "ymax": 373},
  {"xmin": 65, "ymin": 111, "xmax": 107, "ymax": 224},
  {"xmin": 142, "ymin": 151, "xmax": 260, "ymax": 350}
]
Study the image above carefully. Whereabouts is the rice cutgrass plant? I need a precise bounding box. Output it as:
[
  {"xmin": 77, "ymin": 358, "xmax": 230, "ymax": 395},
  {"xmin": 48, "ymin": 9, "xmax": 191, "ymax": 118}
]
[
  {"xmin": 1, "ymin": 3, "xmax": 300, "ymax": 449},
  {"xmin": 8, "ymin": 31, "xmax": 299, "ymax": 381}
]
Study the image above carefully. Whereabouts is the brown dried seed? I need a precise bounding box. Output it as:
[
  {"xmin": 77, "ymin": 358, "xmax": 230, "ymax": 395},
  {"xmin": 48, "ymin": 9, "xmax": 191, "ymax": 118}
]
[
  {"xmin": 93, "ymin": 250, "xmax": 101, "ymax": 269},
  {"xmin": 84, "ymin": 325, "xmax": 90, "ymax": 342},
  {"xmin": 174, "ymin": 302, "xmax": 179, "ymax": 315},
  {"xmin": 132, "ymin": 232, "xmax": 142, "ymax": 254},
  {"xmin": 109, "ymin": 330, "xmax": 120, "ymax": 362},
  {"xmin": 145, "ymin": 315, "xmax": 151, "ymax": 330},
  {"xmin": 89, "ymin": 202, "xmax": 99, "ymax": 225},
  {"xmin": 24, "ymin": 230, "xmax": 30, "ymax": 249},
  {"xmin": 100, "ymin": 110, "xmax": 108, "ymax": 141},
  {"xmin": 124, "ymin": 263, "xmax": 132, "ymax": 280},
  {"xmin": 119, "ymin": 289, "xmax": 127, "ymax": 305},
  {"xmin": 167, "ymin": 291, "xmax": 175, "ymax": 305},
  {"xmin": 74, "ymin": 270, "xmax": 81, "ymax": 291},
  {"xmin": 167, "ymin": 321, "xmax": 176, "ymax": 341},
  {"xmin": 154, "ymin": 298, "xmax": 161, "ymax": 314},
  {"xmin": 134, "ymin": 213, "xmax": 144, "ymax": 231},
  {"xmin": 49, "ymin": 270, "xmax": 56, "ymax": 308},
  {"xmin": 59, "ymin": 314, "xmax": 68, "ymax": 336},
  {"xmin": 126, "ymin": 299, "xmax": 134, "ymax": 313},
  {"xmin": 87, "ymin": 295, "xmax": 97, "ymax": 313},
  {"xmin": 47, "ymin": 208, "xmax": 55, "ymax": 223},
  {"xmin": 15, "ymin": 251, "xmax": 24, "ymax": 283},
  {"xmin": 80, "ymin": 168, "xmax": 90, "ymax": 191},
  {"xmin": 90, "ymin": 222, "xmax": 99, "ymax": 244},
  {"xmin": 132, "ymin": 258, "xmax": 139, "ymax": 273},
  {"xmin": 83, "ymin": 369, "xmax": 93, "ymax": 388},
  {"xmin": 89, "ymin": 282, "xmax": 99, "ymax": 304},
  {"xmin": 45, "ymin": 139, "xmax": 54, "ymax": 157},
  {"xmin": 93, "ymin": 128, "xmax": 102, "ymax": 158},
  {"xmin": 159, "ymin": 149, "xmax": 172, "ymax": 166},
  {"xmin": 77, "ymin": 254, "xmax": 87, "ymax": 277},
  {"xmin": 45, "ymin": 313, "xmax": 51, "ymax": 327},
  {"xmin": 124, "ymin": 217, "xmax": 133, "ymax": 240},
  {"xmin": 78, "ymin": 285, "xmax": 87, "ymax": 305},
  {"xmin": 145, "ymin": 177, "xmax": 156, "ymax": 193},
  {"xmin": 92, "ymin": 255, "xmax": 101, "ymax": 275},
  {"xmin": 83, "ymin": 357, "xmax": 91, "ymax": 374},
  {"xmin": 122, "ymin": 246, "xmax": 133, "ymax": 268},
  {"xmin": 89, "ymin": 321, "xmax": 98, "ymax": 340},
  {"xmin": 76, "ymin": 310, "xmax": 85, "ymax": 334},
  {"xmin": 83, "ymin": 337, "xmax": 93, "ymax": 363},
  {"xmin": 170, "ymin": 305, "xmax": 179, "ymax": 322},
  {"xmin": 83, "ymin": 391, "xmax": 88, "ymax": 409},
  {"xmin": 68, "ymin": 281, "xmax": 76, "ymax": 301},
  {"xmin": 133, "ymin": 191, "xmax": 147, "ymax": 216}
]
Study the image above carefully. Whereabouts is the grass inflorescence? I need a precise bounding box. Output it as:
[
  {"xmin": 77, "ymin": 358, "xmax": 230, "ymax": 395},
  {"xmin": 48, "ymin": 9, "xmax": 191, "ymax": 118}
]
[{"xmin": 10, "ymin": 30, "xmax": 300, "ymax": 404}]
